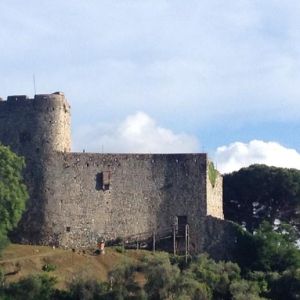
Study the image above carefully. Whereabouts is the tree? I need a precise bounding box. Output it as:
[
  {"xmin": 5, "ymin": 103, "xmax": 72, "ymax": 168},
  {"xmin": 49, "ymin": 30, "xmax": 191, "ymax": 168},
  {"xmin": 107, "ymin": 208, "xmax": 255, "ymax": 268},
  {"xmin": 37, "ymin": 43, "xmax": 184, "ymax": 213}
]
[
  {"xmin": 184, "ymin": 254, "xmax": 241, "ymax": 299},
  {"xmin": 0, "ymin": 144, "xmax": 28, "ymax": 251},
  {"xmin": 234, "ymin": 221, "xmax": 300, "ymax": 273},
  {"xmin": 267, "ymin": 268, "xmax": 300, "ymax": 300},
  {"xmin": 2, "ymin": 274, "xmax": 57, "ymax": 300},
  {"xmin": 229, "ymin": 279, "xmax": 262, "ymax": 300},
  {"xmin": 252, "ymin": 222, "xmax": 300, "ymax": 272},
  {"xmin": 108, "ymin": 260, "xmax": 145, "ymax": 299},
  {"xmin": 142, "ymin": 252, "xmax": 180, "ymax": 300},
  {"xmin": 224, "ymin": 164, "xmax": 300, "ymax": 235},
  {"xmin": 68, "ymin": 278, "xmax": 112, "ymax": 300}
]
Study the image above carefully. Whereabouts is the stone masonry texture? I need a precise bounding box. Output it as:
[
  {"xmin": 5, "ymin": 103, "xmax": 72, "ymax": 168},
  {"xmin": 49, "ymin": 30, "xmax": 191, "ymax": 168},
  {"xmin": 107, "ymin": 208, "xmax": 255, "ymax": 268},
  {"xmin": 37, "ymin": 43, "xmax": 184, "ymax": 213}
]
[{"xmin": 0, "ymin": 92, "xmax": 229, "ymax": 256}]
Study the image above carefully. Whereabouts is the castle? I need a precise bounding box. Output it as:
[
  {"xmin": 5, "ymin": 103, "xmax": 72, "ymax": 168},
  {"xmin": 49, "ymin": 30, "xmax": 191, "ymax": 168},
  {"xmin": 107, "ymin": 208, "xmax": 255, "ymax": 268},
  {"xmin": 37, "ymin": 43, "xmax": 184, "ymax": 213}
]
[{"xmin": 0, "ymin": 92, "xmax": 232, "ymax": 255}]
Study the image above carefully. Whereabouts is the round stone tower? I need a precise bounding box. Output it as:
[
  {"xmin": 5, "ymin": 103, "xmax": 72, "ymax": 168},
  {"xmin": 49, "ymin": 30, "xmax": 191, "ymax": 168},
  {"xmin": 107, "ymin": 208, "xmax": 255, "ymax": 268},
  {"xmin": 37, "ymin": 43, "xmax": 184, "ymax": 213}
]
[
  {"xmin": 0, "ymin": 92, "xmax": 71, "ymax": 243},
  {"xmin": 0, "ymin": 92, "xmax": 71, "ymax": 158},
  {"xmin": 33, "ymin": 92, "xmax": 71, "ymax": 155}
]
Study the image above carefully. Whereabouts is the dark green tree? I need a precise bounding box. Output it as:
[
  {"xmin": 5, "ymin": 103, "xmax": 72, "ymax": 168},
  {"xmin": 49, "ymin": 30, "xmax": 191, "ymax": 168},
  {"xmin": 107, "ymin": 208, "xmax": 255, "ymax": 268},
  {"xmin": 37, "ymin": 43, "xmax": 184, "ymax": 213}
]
[
  {"xmin": 109, "ymin": 260, "xmax": 146, "ymax": 299},
  {"xmin": 67, "ymin": 278, "xmax": 112, "ymax": 300},
  {"xmin": 2, "ymin": 274, "xmax": 57, "ymax": 300},
  {"xmin": 142, "ymin": 252, "xmax": 180, "ymax": 300},
  {"xmin": 224, "ymin": 164, "xmax": 300, "ymax": 235},
  {"xmin": 184, "ymin": 254, "xmax": 241, "ymax": 299},
  {"xmin": 0, "ymin": 144, "xmax": 28, "ymax": 251},
  {"xmin": 253, "ymin": 222, "xmax": 300, "ymax": 272},
  {"xmin": 267, "ymin": 268, "xmax": 300, "ymax": 300},
  {"xmin": 234, "ymin": 221, "xmax": 300, "ymax": 273}
]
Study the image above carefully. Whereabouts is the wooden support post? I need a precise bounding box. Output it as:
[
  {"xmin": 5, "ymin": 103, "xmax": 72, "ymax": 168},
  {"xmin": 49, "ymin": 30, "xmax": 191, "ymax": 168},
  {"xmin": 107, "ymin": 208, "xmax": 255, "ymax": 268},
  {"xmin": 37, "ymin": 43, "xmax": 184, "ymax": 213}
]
[
  {"xmin": 188, "ymin": 225, "xmax": 190, "ymax": 254},
  {"xmin": 173, "ymin": 225, "xmax": 176, "ymax": 255},
  {"xmin": 185, "ymin": 224, "xmax": 189, "ymax": 264},
  {"xmin": 153, "ymin": 232, "xmax": 156, "ymax": 252}
]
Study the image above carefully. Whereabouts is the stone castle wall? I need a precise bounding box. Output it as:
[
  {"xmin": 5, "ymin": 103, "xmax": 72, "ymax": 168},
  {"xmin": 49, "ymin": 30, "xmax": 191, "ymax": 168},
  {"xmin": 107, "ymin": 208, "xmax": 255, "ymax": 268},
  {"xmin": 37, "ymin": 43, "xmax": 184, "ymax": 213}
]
[
  {"xmin": 206, "ymin": 167, "xmax": 223, "ymax": 219},
  {"xmin": 0, "ymin": 92, "xmax": 224, "ymax": 253},
  {"xmin": 41, "ymin": 153, "xmax": 207, "ymax": 250}
]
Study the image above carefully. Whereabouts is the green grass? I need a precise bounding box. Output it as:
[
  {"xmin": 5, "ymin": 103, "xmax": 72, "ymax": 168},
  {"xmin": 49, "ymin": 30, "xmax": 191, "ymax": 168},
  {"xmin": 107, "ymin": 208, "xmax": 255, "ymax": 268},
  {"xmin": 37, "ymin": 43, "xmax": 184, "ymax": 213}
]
[{"xmin": 208, "ymin": 162, "xmax": 218, "ymax": 187}]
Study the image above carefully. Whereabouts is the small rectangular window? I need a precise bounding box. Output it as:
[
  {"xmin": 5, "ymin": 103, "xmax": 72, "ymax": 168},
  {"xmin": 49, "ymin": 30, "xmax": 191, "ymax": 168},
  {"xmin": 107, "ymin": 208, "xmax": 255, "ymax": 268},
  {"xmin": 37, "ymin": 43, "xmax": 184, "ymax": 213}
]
[
  {"xmin": 66, "ymin": 226, "xmax": 71, "ymax": 232},
  {"xmin": 96, "ymin": 171, "xmax": 110, "ymax": 191},
  {"xmin": 96, "ymin": 173, "xmax": 103, "ymax": 190}
]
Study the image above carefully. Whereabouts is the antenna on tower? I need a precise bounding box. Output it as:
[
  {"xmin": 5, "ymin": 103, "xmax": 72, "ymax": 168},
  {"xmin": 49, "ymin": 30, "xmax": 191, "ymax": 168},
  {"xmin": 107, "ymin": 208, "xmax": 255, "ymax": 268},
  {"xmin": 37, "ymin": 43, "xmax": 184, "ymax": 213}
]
[{"xmin": 33, "ymin": 74, "xmax": 36, "ymax": 95}]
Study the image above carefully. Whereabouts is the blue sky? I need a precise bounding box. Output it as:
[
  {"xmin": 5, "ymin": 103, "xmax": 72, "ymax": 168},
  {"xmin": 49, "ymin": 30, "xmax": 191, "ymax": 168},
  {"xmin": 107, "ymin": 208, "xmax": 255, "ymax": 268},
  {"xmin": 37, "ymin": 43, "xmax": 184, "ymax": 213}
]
[{"xmin": 1, "ymin": 0, "xmax": 300, "ymax": 172}]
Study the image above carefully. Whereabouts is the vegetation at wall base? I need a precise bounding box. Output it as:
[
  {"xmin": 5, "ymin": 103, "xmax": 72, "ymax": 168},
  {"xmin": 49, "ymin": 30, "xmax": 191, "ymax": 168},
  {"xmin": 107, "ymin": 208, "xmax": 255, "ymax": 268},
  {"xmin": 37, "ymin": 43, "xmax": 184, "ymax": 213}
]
[
  {"xmin": 42, "ymin": 263, "xmax": 57, "ymax": 272},
  {"xmin": 208, "ymin": 161, "xmax": 218, "ymax": 187},
  {"xmin": 1, "ymin": 156, "xmax": 300, "ymax": 298},
  {"xmin": 1, "ymin": 224, "xmax": 299, "ymax": 300},
  {"xmin": 0, "ymin": 144, "xmax": 28, "ymax": 252},
  {"xmin": 233, "ymin": 222, "xmax": 300, "ymax": 274}
]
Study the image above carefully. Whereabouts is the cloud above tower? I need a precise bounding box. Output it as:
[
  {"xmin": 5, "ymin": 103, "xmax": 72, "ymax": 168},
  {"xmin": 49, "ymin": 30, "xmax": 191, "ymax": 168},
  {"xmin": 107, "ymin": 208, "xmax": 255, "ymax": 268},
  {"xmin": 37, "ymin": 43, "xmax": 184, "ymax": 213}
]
[{"xmin": 73, "ymin": 111, "xmax": 200, "ymax": 153}]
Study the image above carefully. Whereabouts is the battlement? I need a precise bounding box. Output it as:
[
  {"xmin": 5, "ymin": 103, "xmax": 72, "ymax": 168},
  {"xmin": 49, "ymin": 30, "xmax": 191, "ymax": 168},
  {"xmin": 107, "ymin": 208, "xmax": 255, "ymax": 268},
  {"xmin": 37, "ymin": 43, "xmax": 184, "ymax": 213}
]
[
  {"xmin": 0, "ymin": 92, "xmax": 68, "ymax": 105},
  {"xmin": 0, "ymin": 91, "xmax": 71, "ymax": 155},
  {"xmin": 7, "ymin": 95, "xmax": 29, "ymax": 101}
]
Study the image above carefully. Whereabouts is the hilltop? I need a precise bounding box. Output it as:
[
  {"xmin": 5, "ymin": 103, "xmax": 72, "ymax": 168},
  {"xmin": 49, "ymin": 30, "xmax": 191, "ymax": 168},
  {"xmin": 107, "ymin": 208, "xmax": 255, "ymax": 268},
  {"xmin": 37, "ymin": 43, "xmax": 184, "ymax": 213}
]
[{"xmin": 0, "ymin": 244, "xmax": 145, "ymax": 290}]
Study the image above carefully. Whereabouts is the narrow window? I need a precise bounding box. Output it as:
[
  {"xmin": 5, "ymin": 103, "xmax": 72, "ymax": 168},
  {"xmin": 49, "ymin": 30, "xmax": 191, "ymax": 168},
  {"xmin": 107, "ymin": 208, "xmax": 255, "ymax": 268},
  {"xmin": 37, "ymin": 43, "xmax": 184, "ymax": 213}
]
[
  {"xmin": 96, "ymin": 172, "xmax": 103, "ymax": 191},
  {"xmin": 96, "ymin": 171, "xmax": 111, "ymax": 191},
  {"xmin": 66, "ymin": 226, "xmax": 71, "ymax": 232}
]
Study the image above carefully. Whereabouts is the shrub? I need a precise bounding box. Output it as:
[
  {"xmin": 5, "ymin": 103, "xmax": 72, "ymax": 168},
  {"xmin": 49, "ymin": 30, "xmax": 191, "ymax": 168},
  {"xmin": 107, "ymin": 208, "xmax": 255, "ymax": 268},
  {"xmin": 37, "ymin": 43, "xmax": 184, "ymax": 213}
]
[
  {"xmin": 109, "ymin": 261, "xmax": 142, "ymax": 299},
  {"xmin": 267, "ymin": 268, "xmax": 300, "ymax": 300},
  {"xmin": 3, "ymin": 274, "xmax": 57, "ymax": 300},
  {"xmin": 208, "ymin": 162, "xmax": 218, "ymax": 187},
  {"xmin": 142, "ymin": 252, "xmax": 181, "ymax": 300},
  {"xmin": 230, "ymin": 279, "xmax": 262, "ymax": 300},
  {"xmin": 68, "ymin": 278, "xmax": 110, "ymax": 300},
  {"xmin": 42, "ymin": 263, "xmax": 57, "ymax": 272},
  {"xmin": 114, "ymin": 246, "xmax": 125, "ymax": 253},
  {"xmin": 184, "ymin": 254, "xmax": 241, "ymax": 299}
]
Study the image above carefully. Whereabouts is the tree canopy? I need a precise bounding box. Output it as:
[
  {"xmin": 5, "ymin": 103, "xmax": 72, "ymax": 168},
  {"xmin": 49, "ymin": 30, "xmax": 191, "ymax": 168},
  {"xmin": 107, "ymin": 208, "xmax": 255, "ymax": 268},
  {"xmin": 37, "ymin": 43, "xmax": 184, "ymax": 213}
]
[
  {"xmin": 224, "ymin": 164, "xmax": 300, "ymax": 235},
  {"xmin": 0, "ymin": 144, "xmax": 28, "ymax": 251},
  {"xmin": 234, "ymin": 221, "xmax": 300, "ymax": 273}
]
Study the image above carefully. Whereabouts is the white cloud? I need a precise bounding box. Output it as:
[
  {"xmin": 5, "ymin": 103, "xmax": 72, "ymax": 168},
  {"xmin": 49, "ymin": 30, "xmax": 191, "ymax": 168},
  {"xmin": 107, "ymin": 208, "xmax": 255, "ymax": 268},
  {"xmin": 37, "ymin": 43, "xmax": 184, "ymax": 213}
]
[
  {"xmin": 2, "ymin": 1, "xmax": 300, "ymax": 126},
  {"xmin": 2, "ymin": 1, "xmax": 300, "ymax": 153},
  {"xmin": 215, "ymin": 140, "xmax": 300, "ymax": 174},
  {"xmin": 73, "ymin": 111, "xmax": 199, "ymax": 153}
]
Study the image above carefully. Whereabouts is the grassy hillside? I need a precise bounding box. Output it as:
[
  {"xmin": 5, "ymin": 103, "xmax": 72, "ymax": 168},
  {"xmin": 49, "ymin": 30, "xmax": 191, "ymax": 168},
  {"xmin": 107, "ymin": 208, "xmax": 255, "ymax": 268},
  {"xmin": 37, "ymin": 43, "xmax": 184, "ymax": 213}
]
[{"xmin": 0, "ymin": 244, "xmax": 145, "ymax": 289}]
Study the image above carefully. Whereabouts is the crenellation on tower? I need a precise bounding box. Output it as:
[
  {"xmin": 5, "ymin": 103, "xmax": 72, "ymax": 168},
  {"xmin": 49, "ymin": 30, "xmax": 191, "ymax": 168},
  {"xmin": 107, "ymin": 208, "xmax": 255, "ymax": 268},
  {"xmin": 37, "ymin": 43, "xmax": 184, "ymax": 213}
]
[{"xmin": 7, "ymin": 95, "xmax": 29, "ymax": 101}]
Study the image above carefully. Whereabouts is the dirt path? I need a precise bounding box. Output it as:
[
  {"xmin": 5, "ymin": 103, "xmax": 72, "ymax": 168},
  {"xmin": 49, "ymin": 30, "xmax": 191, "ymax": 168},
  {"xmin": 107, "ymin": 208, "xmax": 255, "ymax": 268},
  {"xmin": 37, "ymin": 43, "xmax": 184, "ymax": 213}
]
[{"xmin": 0, "ymin": 250, "xmax": 60, "ymax": 264}]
